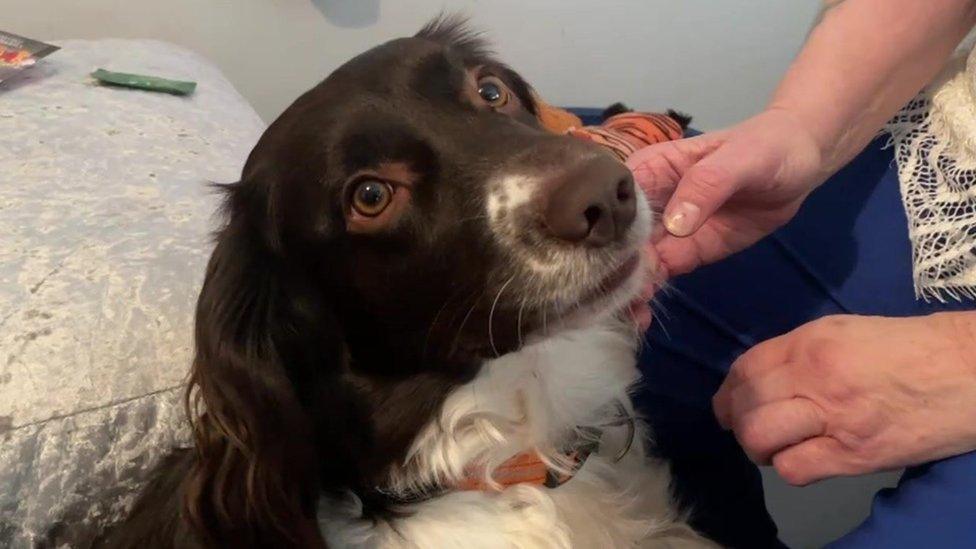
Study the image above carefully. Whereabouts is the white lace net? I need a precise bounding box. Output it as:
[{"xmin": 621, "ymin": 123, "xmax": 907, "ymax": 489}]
[{"xmin": 885, "ymin": 46, "xmax": 976, "ymax": 302}]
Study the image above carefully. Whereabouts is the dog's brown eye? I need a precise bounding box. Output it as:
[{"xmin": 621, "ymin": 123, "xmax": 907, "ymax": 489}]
[
  {"xmin": 477, "ymin": 76, "xmax": 509, "ymax": 108},
  {"xmin": 351, "ymin": 180, "xmax": 393, "ymax": 217}
]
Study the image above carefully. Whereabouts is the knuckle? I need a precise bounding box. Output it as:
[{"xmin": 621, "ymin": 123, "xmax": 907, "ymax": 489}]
[
  {"xmin": 726, "ymin": 361, "xmax": 751, "ymax": 385},
  {"xmin": 805, "ymin": 315, "xmax": 848, "ymax": 336},
  {"xmin": 774, "ymin": 457, "xmax": 809, "ymax": 486},
  {"xmin": 734, "ymin": 416, "xmax": 770, "ymax": 456},
  {"xmin": 735, "ymin": 348, "xmax": 764, "ymax": 371},
  {"xmin": 711, "ymin": 391, "xmax": 728, "ymax": 415},
  {"xmin": 739, "ymin": 428, "xmax": 764, "ymax": 455},
  {"xmin": 802, "ymin": 337, "xmax": 845, "ymax": 377},
  {"xmin": 684, "ymin": 164, "xmax": 733, "ymax": 196},
  {"xmin": 731, "ymin": 347, "xmax": 773, "ymax": 380},
  {"xmin": 836, "ymin": 427, "xmax": 880, "ymax": 466},
  {"xmin": 628, "ymin": 143, "xmax": 671, "ymax": 170},
  {"xmin": 680, "ymin": 134, "xmax": 722, "ymax": 157}
]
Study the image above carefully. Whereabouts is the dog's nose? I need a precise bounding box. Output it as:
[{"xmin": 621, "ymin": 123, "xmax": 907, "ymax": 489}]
[{"xmin": 544, "ymin": 156, "xmax": 637, "ymax": 246}]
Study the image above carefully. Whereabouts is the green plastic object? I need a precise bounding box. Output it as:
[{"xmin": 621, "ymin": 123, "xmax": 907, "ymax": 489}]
[{"xmin": 91, "ymin": 68, "xmax": 196, "ymax": 96}]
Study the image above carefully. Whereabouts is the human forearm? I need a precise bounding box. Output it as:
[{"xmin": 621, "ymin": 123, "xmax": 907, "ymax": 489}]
[
  {"xmin": 631, "ymin": 0, "xmax": 976, "ymax": 271},
  {"xmin": 770, "ymin": 0, "xmax": 976, "ymax": 176}
]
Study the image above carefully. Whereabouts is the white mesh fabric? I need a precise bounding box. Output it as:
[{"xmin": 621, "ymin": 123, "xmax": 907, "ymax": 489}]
[{"xmin": 885, "ymin": 46, "xmax": 976, "ymax": 301}]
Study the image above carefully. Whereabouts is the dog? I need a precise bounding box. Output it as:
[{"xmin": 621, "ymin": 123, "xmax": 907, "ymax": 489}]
[{"xmin": 103, "ymin": 16, "xmax": 713, "ymax": 548}]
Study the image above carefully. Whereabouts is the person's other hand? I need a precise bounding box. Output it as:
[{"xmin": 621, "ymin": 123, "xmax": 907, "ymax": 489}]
[
  {"xmin": 627, "ymin": 109, "xmax": 826, "ymax": 277},
  {"xmin": 713, "ymin": 313, "xmax": 976, "ymax": 486}
]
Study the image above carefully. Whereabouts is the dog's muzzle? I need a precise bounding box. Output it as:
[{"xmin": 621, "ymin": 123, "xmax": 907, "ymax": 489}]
[{"xmin": 542, "ymin": 154, "xmax": 636, "ymax": 247}]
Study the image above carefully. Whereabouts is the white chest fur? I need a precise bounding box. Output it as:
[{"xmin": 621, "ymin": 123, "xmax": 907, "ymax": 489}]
[{"xmin": 319, "ymin": 321, "xmax": 712, "ymax": 548}]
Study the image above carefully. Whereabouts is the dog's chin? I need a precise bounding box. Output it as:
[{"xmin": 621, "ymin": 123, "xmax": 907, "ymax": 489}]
[{"xmin": 525, "ymin": 250, "xmax": 648, "ymax": 342}]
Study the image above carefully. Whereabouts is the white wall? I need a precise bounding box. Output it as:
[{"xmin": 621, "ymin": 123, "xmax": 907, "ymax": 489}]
[{"xmin": 5, "ymin": 0, "xmax": 820, "ymax": 129}]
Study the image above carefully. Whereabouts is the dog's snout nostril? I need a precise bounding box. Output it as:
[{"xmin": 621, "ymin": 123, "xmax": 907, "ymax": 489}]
[
  {"xmin": 616, "ymin": 177, "xmax": 633, "ymax": 202},
  {"xmin": 583, "ymin": 205, "xmax": 603, "ymax": 228},
  {"xmin": 543, "ymin": 157, "xmax": 638, "ymax": 247}
]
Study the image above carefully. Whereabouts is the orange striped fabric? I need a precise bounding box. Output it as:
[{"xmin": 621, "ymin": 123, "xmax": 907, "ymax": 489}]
[
  {"xmin": 534, "ymin": 99, "xmax": 684, "ymax": 160},
  {"xmin": 568, "ymin": 112, "xmax": 684, "ymax": 162}
]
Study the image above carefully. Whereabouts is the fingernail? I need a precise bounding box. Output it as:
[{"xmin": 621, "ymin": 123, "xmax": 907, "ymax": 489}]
[{"xmin": 664, "ymin": 202, "xmax": 700, "ymax": 236}]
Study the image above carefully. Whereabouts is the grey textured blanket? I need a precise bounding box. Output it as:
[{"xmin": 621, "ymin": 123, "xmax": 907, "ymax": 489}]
[{"xmin": 0, "ymin": 39, "xmax": 264, "ymax": 547}]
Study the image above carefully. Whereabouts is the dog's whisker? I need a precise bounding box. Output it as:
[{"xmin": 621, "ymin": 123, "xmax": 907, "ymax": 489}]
[
  {"xmin": 648, "ymin": 280, "xmax": 678, "ymax": 342},
  {"xmin": 488, "ymin": 274, "xmax": 516, "ymax": 357},
  {"xmin": 516, "ymin": 295, "xmax": 526, "ymax": 349},
  {"xmin": 424, "ymin": 283, "xmax": 473, "ymax": 360},
  {"xmin": 455, "ymin": 213, "xmax": 489, "ymax": 224},
  {"xmin": 450, "ymin": 288, "xmax": 487, "ymax": 354},
  {"xmin": 542, "ymin": 304, "xmax": 549, "ymax": 338}
]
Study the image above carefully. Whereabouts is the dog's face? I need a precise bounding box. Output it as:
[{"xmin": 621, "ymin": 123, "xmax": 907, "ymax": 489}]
[{"xmin": 243, "ymin": 20, "xmax": 651, "ymax": 365}]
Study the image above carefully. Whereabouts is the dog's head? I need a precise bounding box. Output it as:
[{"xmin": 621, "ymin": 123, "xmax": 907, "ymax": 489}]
[{"xmin": 184, "ymin": 16, "xmax": 651, "ymax": 546}]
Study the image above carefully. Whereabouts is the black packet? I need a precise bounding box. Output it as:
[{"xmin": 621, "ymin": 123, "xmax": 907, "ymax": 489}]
[{"xmin": 0, "ymin": 30, "xmax": 59, "ymax": 85}]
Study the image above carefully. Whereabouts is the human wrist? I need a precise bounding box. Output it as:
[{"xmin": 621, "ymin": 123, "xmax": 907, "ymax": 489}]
[
  {"xmin": 756, "ymin": 105, "xmax": 831, "ymax": 190},
  {"xmin": 933, "ymin": 311, "xmax": 976, "ymax": 377},
  {"xmin": 934, "ymin": 311, "xmax": 976, "ymax": 451},
  {"xmin": 764, "ymin": 0, "xmax": 976, "ymax": 180}
]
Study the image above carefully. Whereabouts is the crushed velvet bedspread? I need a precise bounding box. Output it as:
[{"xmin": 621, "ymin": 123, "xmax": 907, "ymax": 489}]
[{"xmin": 0, "ymin": 39, "xmax": 265, "ymax": 547}]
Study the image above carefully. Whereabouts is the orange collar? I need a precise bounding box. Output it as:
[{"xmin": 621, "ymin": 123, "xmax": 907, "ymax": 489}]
[
  {"xmin": 377, "ymin": 405, "xmax": 635, "ymax": 503},
  {"xmin": 456, "ymin": 437, "xmax": 600, "ymax": 492},
  {"xmin": 376, "ymin": 440, "xmax": 599, "ymax": 505}
]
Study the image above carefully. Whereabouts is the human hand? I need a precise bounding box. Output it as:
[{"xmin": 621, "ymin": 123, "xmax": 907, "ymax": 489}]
[
  {"xmin": 713, "ymin": 313, "xmax": 976, "ymax": 486},
  {"xmin": 626, "ymin": 109, "xmax": 827, "ymax": 277}
]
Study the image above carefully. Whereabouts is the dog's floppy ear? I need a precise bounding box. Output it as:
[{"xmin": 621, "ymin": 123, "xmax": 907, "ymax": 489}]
[{"xmin": 181, "ymin": 178, "xmax": 333, "ymax": 548}]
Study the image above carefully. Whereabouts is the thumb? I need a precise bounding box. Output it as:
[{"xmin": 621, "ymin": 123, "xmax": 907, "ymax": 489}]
[{"xmin": 662, "ymin": 141, "xmax": 751, "ymax": 237}]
